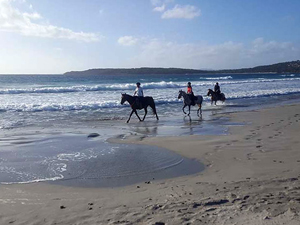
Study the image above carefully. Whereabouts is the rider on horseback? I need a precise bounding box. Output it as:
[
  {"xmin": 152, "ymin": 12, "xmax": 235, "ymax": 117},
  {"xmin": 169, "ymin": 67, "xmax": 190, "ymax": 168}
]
[
  {"xmin": 187, "ymin": 82, "xmax": 196, "ymax": 105},
  {"xmin": 133, "ymin": 82, "xmax": 144, "ymax": 107},
  {"xmin": 214, "ymin": 82, "xmax": 221, "ymax": 97}
]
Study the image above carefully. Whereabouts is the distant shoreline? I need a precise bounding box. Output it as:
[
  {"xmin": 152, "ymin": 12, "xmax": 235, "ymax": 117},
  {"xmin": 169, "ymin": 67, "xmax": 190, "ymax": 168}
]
[
  {"xmin": 63, "ymin": 60, "xmax": 300, "ymax": 76},
  {"xmin": 0, "ymin": 60, "xmax": 299, "ymax": 75},
  {"xmin": 63, "ymin": 71, "xmax": 282, "ymax": 76}
]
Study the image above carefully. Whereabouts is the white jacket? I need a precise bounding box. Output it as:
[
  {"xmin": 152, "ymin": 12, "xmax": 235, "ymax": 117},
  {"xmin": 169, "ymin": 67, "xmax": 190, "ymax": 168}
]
[{"xmin": 134, "ymin": 87, "xmax": 144, "ymax": 97}]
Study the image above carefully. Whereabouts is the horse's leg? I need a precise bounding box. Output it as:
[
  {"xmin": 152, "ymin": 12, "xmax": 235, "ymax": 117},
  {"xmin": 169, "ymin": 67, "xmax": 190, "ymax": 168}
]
[
  {"xmin": 197, "ymin": 104, "xmax": 202, "ymax": 117},
  {"xmin": 142, "ymin": 107, "xmax": 147, "ymax": 121},
  {"xmin": 134, "ymin": 110, "xmax": 142, "ymax": 121},
  {"xmin": 127, "ymin": 109, "xmax": 134, "ymax": 123},
  {"xmin": 182, "ymin": 104, "xmax": 187, "ymax": 114},
  {"xmin": 188, "ymin": 105, "xmax": 191, "ymax": 116},
  {"xmin": 155, "ymin": 111, "xmax": 159, "ymax": 120}
]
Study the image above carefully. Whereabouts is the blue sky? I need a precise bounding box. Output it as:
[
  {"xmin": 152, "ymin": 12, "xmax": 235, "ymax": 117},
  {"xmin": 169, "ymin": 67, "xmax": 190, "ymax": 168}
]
[{"xmin": 0, "ymin": 0, "xmax": 299, "ymax": 74}]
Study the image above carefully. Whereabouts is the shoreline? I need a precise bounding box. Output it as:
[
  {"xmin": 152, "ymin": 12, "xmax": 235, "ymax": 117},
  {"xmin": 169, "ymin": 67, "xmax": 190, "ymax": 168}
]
[{"xmin": 0, "ymin": 103, "xmax": 300, "ymax": 224}]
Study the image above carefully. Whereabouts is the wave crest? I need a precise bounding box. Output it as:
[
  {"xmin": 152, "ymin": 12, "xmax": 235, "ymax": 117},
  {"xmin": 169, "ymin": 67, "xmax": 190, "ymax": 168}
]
[{"xmin": 1, "ymin": 78, "xmax": 300, "ymax": 95}]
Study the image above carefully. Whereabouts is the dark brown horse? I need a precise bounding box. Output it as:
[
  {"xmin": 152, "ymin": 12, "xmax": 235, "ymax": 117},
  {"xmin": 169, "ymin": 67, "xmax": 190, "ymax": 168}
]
[
  {"xmin": 121, "ymin": 94, "xmax": 159, "ymax": 123},
  {"xmin": 207, "ymin": 89, "xmax": 226, "ymax": 105},
  {"xmin": 178, "ymin": 90, "xmax": 203, "ymax": 117}
]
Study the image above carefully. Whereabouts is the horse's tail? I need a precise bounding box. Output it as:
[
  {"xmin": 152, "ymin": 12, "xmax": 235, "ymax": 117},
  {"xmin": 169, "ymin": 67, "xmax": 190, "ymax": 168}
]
[
  {"xmin": 150, "ymin": 97, "xmax": 159, "ymax": 120},
  {"xmin": 199, "ymin": 96, "xmax": 203, "ymax": 104},
  {"xmin": 151, "ymin": 98, "xmax": 157, "ymax": 114},
  {"xmin": 221, "ymin": 93, "xmax": 226, "ymax": 102}
]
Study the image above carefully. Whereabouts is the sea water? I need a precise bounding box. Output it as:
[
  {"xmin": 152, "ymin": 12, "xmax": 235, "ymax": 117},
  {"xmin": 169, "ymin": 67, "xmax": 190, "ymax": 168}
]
[{"xmin": 1, "ymin": 73, "xmax": 300, "ymax": 130}]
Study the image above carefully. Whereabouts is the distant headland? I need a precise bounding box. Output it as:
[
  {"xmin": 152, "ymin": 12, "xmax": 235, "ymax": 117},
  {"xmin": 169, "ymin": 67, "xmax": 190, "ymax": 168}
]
[{"xmin": 64, "ymin": 60, "xmax": 300, "ymax": 76}]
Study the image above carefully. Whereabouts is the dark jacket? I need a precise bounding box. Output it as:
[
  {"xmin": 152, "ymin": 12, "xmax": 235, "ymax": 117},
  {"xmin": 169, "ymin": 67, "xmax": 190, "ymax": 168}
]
[{"xmin": 214, "ymin": 84, "xmax": 220, "ymax": 94}]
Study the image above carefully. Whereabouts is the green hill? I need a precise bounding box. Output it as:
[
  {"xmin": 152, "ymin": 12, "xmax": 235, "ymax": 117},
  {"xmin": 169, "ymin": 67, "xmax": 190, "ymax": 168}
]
[
  {"xmin": 218, "ymin": 60, "xmax": 300, "ymax": 74},
  {"xmin": 64, "ymin": 60, "xmax": 300, "ymax": 75}
]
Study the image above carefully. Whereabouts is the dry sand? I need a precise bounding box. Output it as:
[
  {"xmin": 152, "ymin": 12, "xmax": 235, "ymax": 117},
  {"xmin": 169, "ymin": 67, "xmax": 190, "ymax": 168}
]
[{"xmin": 1, "ymin": 103, "xmax": 300, "ymax": 225}]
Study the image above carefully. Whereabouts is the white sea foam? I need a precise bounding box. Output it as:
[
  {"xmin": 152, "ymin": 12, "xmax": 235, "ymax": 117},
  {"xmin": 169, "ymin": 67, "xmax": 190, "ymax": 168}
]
[
  {"xmin": 57, "ymin": 151, "xmax": 97, "ymax": 161},
  {"xmin": 225, "ymin": 88, "xmax": 300, "ymax": 99},
  {"xmin": 1, "ymin": 175, "xmax": 63, "ymax": 185},
  {"xmin": 0, "ymin": 81, "xmax": 182, "ymax": 95},
  {"xmin": 0, "ymin": 85, "xmax": 300, "ymax": 113},
  {"xmin": 201, "ymin": 76, "xmax": 233, "ymax": 80},
  {"xmin": 1, "ymin": 77, "xmax": 299, "ymax": 95},
  {"xmin": 0, "ymin": 101, "xmax": 122, "ymax": 112},
  {"xmin": 281, "ymin": 74, "xmax": 295, "ymax": 77}
]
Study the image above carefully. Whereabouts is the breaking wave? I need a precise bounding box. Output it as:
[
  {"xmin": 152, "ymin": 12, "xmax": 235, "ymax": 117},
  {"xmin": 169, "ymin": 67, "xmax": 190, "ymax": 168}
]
[
  {"xmin": 200, "ymin": 76, "xmax": 233, "ymax": 80},
  {"xmin": 1, "ymin": 78, "xmax": 300, "ymax": 95},
  {"xmin": 1, "ymin": 89, "xmax": 300, "ymax": 113}
]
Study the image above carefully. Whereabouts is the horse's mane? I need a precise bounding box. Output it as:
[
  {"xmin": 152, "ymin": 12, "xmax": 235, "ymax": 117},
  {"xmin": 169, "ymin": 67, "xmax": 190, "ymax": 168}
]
[{"xmin": 123, "ymin": 93, "xmax": 133, "ymax": 97}]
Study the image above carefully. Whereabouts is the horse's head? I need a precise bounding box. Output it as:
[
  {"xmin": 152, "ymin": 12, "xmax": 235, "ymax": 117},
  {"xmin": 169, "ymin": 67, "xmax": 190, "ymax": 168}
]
[
  {"xmin": 178, "ymin": 90, "xmax": 183, "ymax": 99},
  {"xmin": 120, "ymin": 93, "xmax": 126, "ymax": 105},
  {"xmin": 207, "ymin": 89, "xmax": 212, "ymax": 96}
]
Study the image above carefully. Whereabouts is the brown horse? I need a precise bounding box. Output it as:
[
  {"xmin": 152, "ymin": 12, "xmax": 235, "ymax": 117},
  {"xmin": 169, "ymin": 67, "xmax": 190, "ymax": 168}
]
[
  {"xmin": 120, "ymin": 94, "xmax": 159, "ymax": 123},
  {"xmin": 207, "ymin": 89, "xmax": 226, "ymax": 105}
]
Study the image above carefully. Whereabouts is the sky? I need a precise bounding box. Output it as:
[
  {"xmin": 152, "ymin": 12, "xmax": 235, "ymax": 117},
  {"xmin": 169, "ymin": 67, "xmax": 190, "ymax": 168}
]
[{"xmin": 0, "ymin": 0, "xmax": 300, "ymax": 74}]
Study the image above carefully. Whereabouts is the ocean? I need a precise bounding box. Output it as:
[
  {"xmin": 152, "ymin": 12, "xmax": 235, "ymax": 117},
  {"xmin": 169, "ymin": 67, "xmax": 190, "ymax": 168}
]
[
  {"xmin": 1, "ymin": 73, "xmax": 300, "ymax": 130},
  {"xmin": 0, "ymin": 73, "xmax": 300, "ymax": 186}
]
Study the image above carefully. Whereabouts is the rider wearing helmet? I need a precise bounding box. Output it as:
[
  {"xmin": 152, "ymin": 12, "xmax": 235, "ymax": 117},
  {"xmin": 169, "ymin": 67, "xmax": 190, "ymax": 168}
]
[
  {"xmin": 133, "ymin": 82, "xmax": 144, "ymax": 107},
  {"xmin": 187, "ymin": 82, "xmax": 195, "ymax": 105}
]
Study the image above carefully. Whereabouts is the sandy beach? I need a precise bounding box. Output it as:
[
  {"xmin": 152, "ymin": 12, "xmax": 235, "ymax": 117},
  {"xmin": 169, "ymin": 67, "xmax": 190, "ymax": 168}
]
[{"xmin": 1, "ymin": 103, "xmax": 300, "ymax": 225}]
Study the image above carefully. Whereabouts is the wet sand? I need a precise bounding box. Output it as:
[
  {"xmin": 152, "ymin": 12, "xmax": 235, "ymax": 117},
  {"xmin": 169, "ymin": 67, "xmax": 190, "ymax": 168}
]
[
  {"xmin": 1, "ymin": 103, "xmax": 300, "ymax": 224},
  {"xmin": 0, "ymin": 134, "xmax": 203, "ymax": 187}
]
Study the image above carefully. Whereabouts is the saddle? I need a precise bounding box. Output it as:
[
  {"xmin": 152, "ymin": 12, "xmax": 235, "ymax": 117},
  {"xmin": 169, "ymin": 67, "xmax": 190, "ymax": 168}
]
[
  {"xmin": 135, "ymin": 97, "xmax": 144, "ymax": 109},
  {"xmin": 189, "ymin": 94, "xmax": 197, "ymax": 106},
  {"xmin": 216, "ymin": 92, "xmax": 223, "ymax": 100}
]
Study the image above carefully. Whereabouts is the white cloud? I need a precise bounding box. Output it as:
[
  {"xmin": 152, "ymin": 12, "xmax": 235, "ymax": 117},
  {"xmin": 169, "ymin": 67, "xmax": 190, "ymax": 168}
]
[
  {"xmin": 162, "ymin": 5, "xmax": 201, "ymax": 19},
  {"xmin": 153, "ymin": 4, "xmax": 165, "ymax": 12},
  {"xmin": 125, "ymin": 38, "xmax": 300, "ymax": 69},
  {"xmin": 250, "ymin": 37, "xmax": 293, "ymax": 55},
  {"xmin": 118, "ymin": 36, "xmax": 138, "ymax": 46},
  {"xmin": 0, "ymin": 0, "xmax": 101, "ymax": 42},
  {"xmin": 22, "ymin": 12, "xmax": 41, "ymax": 19}
]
